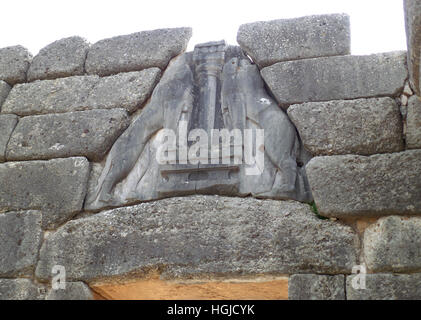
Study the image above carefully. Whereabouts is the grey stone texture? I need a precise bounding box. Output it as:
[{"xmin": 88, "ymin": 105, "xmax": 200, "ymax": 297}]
[
  {"xmin": 288, "ymin": 274, "xmax": 345, "ymax": 300},
  {"xmin": 85, "ymin": 28, "xmax": 192, "ymax": 76},
  {"xmin": 86, "ymin": 45, "xmax": 313, "ymax": 211},
  {"xmin": 0, "ymin": 157, "xmax": 89, "ymax": 229},
  {"xmin": 407, "ymin": 95, "xmax": 421, "ymax": 149},
  {"xmin": 2, "ymin": 75, "xmax": 98, "ymax": 116},
  {"xmin": 27, "ymin": 36, "xmax": 90, "ymax": 82},
  {"xmin": 36, "ymin": 196, "xmax": 358, "ymax": 282},
  {"xmin": 364, "ymin": 216, "xmax": 421, "ymax": 273},
  {"xmin": 0, "ymin": 80, "xmax": 11, "ymax": 109},
  {"xmin": 85, "ymin": 68, "xmax": 161, "ymax": 113},
  {"xmin": 237, "ymin": 14, "xmax": 350, "ymax": 68},
  {"xmin": 6, "ymin": 109, "xmax": 129, "ymax": 162},
  {"xmin": 347, "ymin": 274, "xmax": 421, "ymax": 300},
  {"xmin": 0, "ymin": 114, "xmax": 18, "ymax": 162},
  {"xmin": 0, "ymin": 279, "xmax": 45, "ymax": 300},
  {"xmin": 287, "ymin": 98, "xmax": 404, "ymax": 156},
  {"xmin": 261, "ymin": 51, "xmax": 408, "ymax": 108},
  {"xmin": 404, "ymin": 0, "xmax": 421, "ymax": 96},
  {"xmin": 0, "ymin": 45, "xmax": 32, "ymax": 85},
  {"xmin": 0, "ymin": 211, "xmax": 42, "ymax": 277},
  {"xmin": 2, "ymin": 70, "xmax": 160, "ymax": 116},
  {"xmin": 45, "ymin": 282, "xmax": 93, "ymax": 300},
  {"xmin": 306, "ymin": 150, "xmax": 421, "ymax": 218}
]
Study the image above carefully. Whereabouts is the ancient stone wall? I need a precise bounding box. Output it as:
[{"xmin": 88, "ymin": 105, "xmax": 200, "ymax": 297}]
[{"xmin": 0, "ymin": 4, "xmax": 420, "ymax": 300}]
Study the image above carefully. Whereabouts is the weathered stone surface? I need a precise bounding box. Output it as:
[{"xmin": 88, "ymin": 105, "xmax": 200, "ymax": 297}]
[
  {"xmin": 364, "ymin": 216, "xmax": 421, "ymax": 272},
  {"xmin": 287, "ymin": 98, "xmax": 404, "ymax": 156},
  {"xmin": 1, "ymin": 75, "xmax": 98, "ymax": 116},
  {"xmin": 407, "ymin": 95, "xmax": 421, "ymax": 149},
  {"xmin": 0, "ymin": 157, "xmax": 89, "ymax": 229},
  {"xmin": 261, "ymin": 51, "xmax": 407, "ymax": 107},
  {"xmin": 347, "ymin": 274, "xmax": 421, "ymax": 300},
  {"xmin": 288, "ymin": 274, "xmax": 345, "ymax": 300},
  {"xmin": 85, "ymin": 28, "xmax": 192, "ymax": 76},
  {"xmin": 27, "ymin": 36, "xmax": 89, "ymax": 81},
  {"xmin": 36, "ymin": 196, "xmax": 358, "ymax": 282},
  {"xmin": 45, "ymin": 282, "xmax": 93, "ymax": 300},
  {"xmin": 0, "ymin": 211, "xmax": 42, "ymax": 277},
  {"xmin": 85, "ymin": 68, "xmax": 161, "ymax": 113},
  {"xmin": 6, "ymin": 109, "xmax": 129, "ymax": 161},
  {"xmin": 0, "ymin": 80, "xmax": 11, "ymax": 109},
  {"xmin": 0, "ymin": 46, "xmax": 32, "ymax": 85},
  {"xmin": 0, "ymin": 279, "xmax": 45, "ymax": 300},
  {"xmin": 404, "ymin": 0, "xmax": 421, "ymax": 96},
  {"xmin": 2, "ymin": 70, "xmax": 160, "ymax": 115},
  {"xmin": 0, "ymin": 114, "xmax": 18, "ymax": 162},
  {"xmin": 86, "ymin": 46, "xmax": 313, "ymax": 212},
  {"xmin": 237, "ymin": 14, "xmax": 350, "ymax": 68},
  {"xmin": 306, "ymin": 150, "xmax": 421, "ymax": 218}
]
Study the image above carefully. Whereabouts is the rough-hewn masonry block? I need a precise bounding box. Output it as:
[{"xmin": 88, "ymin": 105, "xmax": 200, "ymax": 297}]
[
  {"xmin": 407, "ymin": 95, "xmax": 421, "ymax": 149},
  {"xmin": 404, "ymin": 0, "xmax": 421, "ymax": 96},
  {"xmin": 347, "ymin": 274, "xmax": 421, "ymax": 300},
  {"xmin": 287, "ymin": 98, "xmax": 404, "ymax": 156},
  {"xmin": 0, "ymin": 157, "xmax": 89, "ymax": 229},
  {"xmin": 0, "ymin": 211, "xmax": 42, "ymax": 277},
  {"xmin": 237, "ymin": 14, "xmax": 350, "ymax": 68},
  {"xmin": 85, "ymin": 69, "xmax": 161, "ymax": 113},
  {"xmin": 2, "ymin": 70, "xmax": 160, "ymax": 116},
  {"xmin": 85, "ymin": 28, "xmax": 192, "ymax": 76},
  {"xmin": 0, "ymin": 279, "xmax": 44, "ymax": 300},
  {"xmin": 306, "ymin": 150, "xmax": 421, "ymax": 218},
  {"xmin": 2, "ymin": 75, "xmax": 98, "ymax": 115},
  {"xmin": 364, "ymin": 216, "xmax": 421, "ymax": 272},
  {"xmin": 0, "ymin": 114, "xmax": 18, "ymax": 162},
  {"xmin": 35, "ymin": 196, "xmax": 358, "ymax": 282},
  {"xmin": 261, "ymin": 51, "xmax": 407, "ymax": 107},
  {"xmin": 0, "ymin": 46, "xmax": 32, "ymax": 85},
  {"xmin": 6, "ymin": 109, "xmax": 129, "ymax": 161},
  {"xmin": 45, "ymin": 282, "xmax": 93, "ymax": 300},
  {"xmin": 0, "ymin": 80, "xmax": 11, "ymax": 109},
  {"xmin": 27, "ymin": 36, "xmax": 90, "ymax": 81},
  {"xmin": 288, "ymin": 274, "xmax": 345, "ymax": 300}
]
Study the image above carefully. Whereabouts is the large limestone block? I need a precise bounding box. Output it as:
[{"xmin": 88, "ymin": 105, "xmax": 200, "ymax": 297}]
[
  {"xmin": 45, "ymin": 282, "xmax": 93, "ymax": 300},
  {"xmin": 0, "ymin": 157, "xmax": 89, "ymax": 229},
  {"xmin": 261, "ymin": 51, "xmax": 407, "ymax": 107},
  {"xmin": 0, "ymin": 80, "xmax": 11, "ymax": 109},
  {"xmin": 0, "ymin": 211, "xmax": 42, "ymax": 277},
  {"xmin": 0, "ymin": 279, "xmax": 44, "ymax": 300},
  {"xmin": 6, "ymin": 109, "xmax": 129, "ymax": 161},
  {"xmin": 85, "ymin": 28, "xmax": 192, "ymax": 76},
  {"xmin": 404, "ymin": 0, "xmax": 421, "ymax": 96},
  {"xmin": 27, "ymin": 36, "xmax": 90, "ymax": 81},
  {"xmin": 85, "ymin": 69, "xmax": 161, "ymax": 113},
  {"xmin": 287, "ymin": 98, "xmax": 404, "ymax": 156},
  {"xmin": 2, "ymin": 70, "xmax": 160, "ymax": 116},
  {"xmin": 237, "ymin": 14, "xmax": 350, "ymax": 68},
  {"xmin": 364, "ymin": 216, "xmax": 421, "ymax": 272},
  {"xmin": 36, "ymin": 196, "xmax": 358, "ymax": 282},
  {"xmin": 347, "ymin": 274, "xmax": 421, "ymax": 300},
  {"xmin": 0, "ymin": 114, "xmax": 18, "ymax": 162},
  {"xmin": 1, "ymin": 75, "xmax": 98, "ymax": 116},
  {"xmin": 288, "ymin": 274, "xmax": 345, "ymax": 300},
  {"xmin": 0, "ymin": 46, "xmax": 32, "ymax": 85},
  {"xmin": 407, "ymin": 95, "xmax": 421, "ymax": 149},
  {"xmin": 306, "ymin": 150, "xmax": 421, "ymax": 218}
]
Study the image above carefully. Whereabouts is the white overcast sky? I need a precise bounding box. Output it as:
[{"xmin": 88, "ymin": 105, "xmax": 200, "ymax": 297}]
[{"xmin": 0, "ymin": 0, "xmax": 407, "ymax": 56}]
